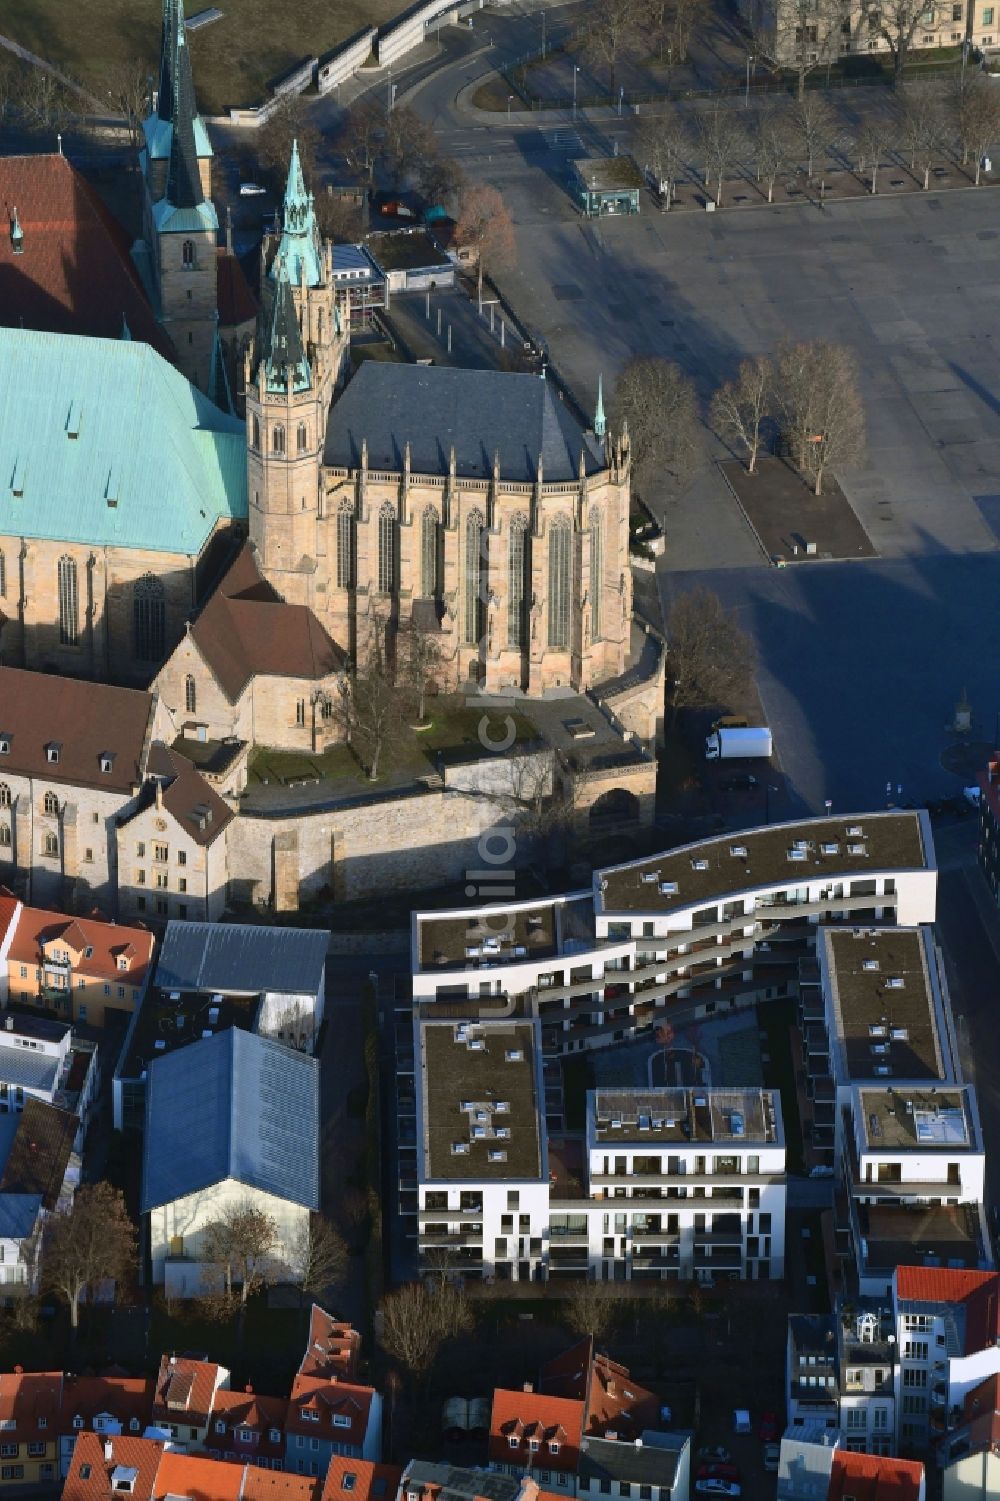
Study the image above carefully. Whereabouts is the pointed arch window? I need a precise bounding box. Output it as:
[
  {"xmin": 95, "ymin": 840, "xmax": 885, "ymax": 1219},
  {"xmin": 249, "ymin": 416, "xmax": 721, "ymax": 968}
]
[
  {"xmin": 251, "ymin": 414, "xmax": 260, "ymax": 450},
  {"xmin": 590, "ymin": 509, "xmax": 603, "ymax": 642},
  {"xmin": 133, "ymin": 574, "xmax": 165, "ymax": 661},
  {"xmin": 57, "ymin": 556, "xmax": 78, "ymax": 646},
  {"xmin": 0, "ymin": 826, "xmax": 9, "ymax": 849},
  {"xmin": 548, "ymin": 522, "xmax": 572, "ymax": 651},
  {"xmin": 464, "ymin": 510, "xmax": 485, "ymax": 647},
  {"xmin": 297, "ymin": 423, "xmax": 308, "ymax": 455},
  {"xmin": 272, "ymin": 424, "xmax": 286, "ymax": 456},
  {"xmin": 378, "ymin": 503, "xmax": 397, "ymax": 595},
  {"xmin": 185, "ymin": 676, "xmax": 197, "ymax": 715},
  {"xmin": 0, "ymin": 784, "xmax": 10, "ymax": 809},
  {"xmin": 43, "ymin": 792, "xmax": 59, "ymax": 817},
  {"xmin": 421, "ymin": 508, "xmax": 440, "ymax": 599},
  {"xmin": 336, "ymin": 503, "xmax": 355, "ymax": 590},
  {"xmin": 182, "ymin": 240, "xmax": 195, "ymax": 269},
  {"xmin": 507, "ymin": 514, "xmax": 530, "ymax": 651}
]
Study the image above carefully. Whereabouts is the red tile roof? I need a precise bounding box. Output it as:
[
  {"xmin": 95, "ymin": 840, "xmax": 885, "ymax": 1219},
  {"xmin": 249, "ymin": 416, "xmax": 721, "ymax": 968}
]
[
  {"xmin": 540, "ymin": 1339, "xmax": 658, "ymax": 1439},
  {"xmin": 488, "ymin": 1390, "xmax": 585, "ymax": 1476},
  {"xmin": 895, "ymin": 1267, "xmax": 1000, "ymax": 1352},
  {"xmin": 287, "ymin": 1375, "xmax": 374, "ymax": 1450},
  {"xmin": 299, "ymin": 1307, "xmax": 362, "ymax": 1382},
  {"xmin": 63, "ymin": 1432, "xmax": 164, "ymax": 1501},
  {"xmin": 0, "ymin": 155, "xmax": 173, "ymax": 359},
  {"xmin": 241, "ymin": 1471, "xmax": 322, "ymax": 1501},
  {"xmin": 216, "ymin": 249, "xmax": 257, "ymax": 329},
  {"xmin": 59, "ymin": 1375, "xmax": 155, "ymax": 1435},
  {"xmin": 153, "ymin": 1450, "xmax": 244, "ymax": 1501},
  {"xmin": 7, "ymin": 906, "xmax": 154, "ymax": 988},
  {"xmin": 0, "ymin": 1369, "xmax": 62, "ymax": 1437},
  {"xmin": 828, "ymin": 1451, "xmax": 924, "ymax": 1501},
  {"xmin": 204, "ymin": 1388, "xmax": 288, "ymax": 1462},
  {"xmin": 0, "ymin": 893, "xmax": 19, "ymax": 949},
  {"xmin": 321, "ymin": 1458, "xmax": 401, "ymax": 1501},
  {"xmin": 152, "ymin": 1357, "xmax": 227, "ymax": 1431}
]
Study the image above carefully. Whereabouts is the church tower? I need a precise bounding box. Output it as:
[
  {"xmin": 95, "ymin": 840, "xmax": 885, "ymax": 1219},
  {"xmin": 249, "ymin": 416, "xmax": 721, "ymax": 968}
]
[
  {"xmin": 139, "ymin": 0, "xmax": 218, "ymax": 391},
  {"xmin": 248, "ymin": 143, "xmax": 349, "ymax": 607}
]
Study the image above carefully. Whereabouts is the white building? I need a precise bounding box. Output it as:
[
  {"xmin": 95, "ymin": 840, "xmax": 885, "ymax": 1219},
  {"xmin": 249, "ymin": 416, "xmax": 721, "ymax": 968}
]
[
  {"xmin": 412, "ymin": 813, "xmax": 937, "ymax": 1057},
  {"xmin": 413, "ymin": 1016, "xmax": 785, "ymax": 1283},
  {"xmin": 892, "ymin": 1266, "xmax": 1000, "ymax": 1452},
  {"xmin": 0, "ymin": 1011, "xmax": 98, "ymax": 1150}
]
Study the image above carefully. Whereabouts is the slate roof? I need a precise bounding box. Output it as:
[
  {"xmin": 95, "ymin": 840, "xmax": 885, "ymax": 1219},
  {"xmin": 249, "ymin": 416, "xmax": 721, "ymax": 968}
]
[
  {"xmin": 0, "ymin": 329, "xmax": 246, "ymax": 555},
  {"xmin": 141, "ymin": 744, "xmax": 234, "ymax": 847},
  {"xmin": 0, "ymin": 1043, "xmax": 60, "ymax": 1091},
  {"xmin": 189, "ymin": 543, "xmax": 343, "ymax": 701},
  {"xmin": 0, "ymin": 155, "xmax": 172, "ymax": 357},
  {"xmin": 141, "ymin": 1027, "xmax": 320, "ymax": 1213},
  {"xmin": 578, "ymin": 1434, "xmax": 682, "ymax": 1488},
  {"xmin": 0, "ymin": 1097, "xmax": 78, "ymax": 1208},
  {"xmin": 323, "ymin": 364, "xmax": 604, "ymax": 483},
  {"xmin": 0, "ymin": 667, "xmax": 155, "ymax": 793},
  {"xmin": 0, "ymin": 1192, "xmax": 43, "ymax": 1239},
  {"xmin": 154, "ymin": 919, "xmax": 328, "ymax": 997}
]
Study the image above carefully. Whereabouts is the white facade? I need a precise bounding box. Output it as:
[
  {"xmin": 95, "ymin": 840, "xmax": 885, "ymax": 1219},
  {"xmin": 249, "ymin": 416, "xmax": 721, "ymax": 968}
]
[{"xmin": 148, "ymin": 1178, "xmax": 312, "ymax": 1286}]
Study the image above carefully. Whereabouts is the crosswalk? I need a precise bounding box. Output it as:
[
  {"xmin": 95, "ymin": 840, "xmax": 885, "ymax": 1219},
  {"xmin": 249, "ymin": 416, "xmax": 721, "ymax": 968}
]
[{"xmin": 546, "ymin": 127, "xmax": 583, "ymax": 153}]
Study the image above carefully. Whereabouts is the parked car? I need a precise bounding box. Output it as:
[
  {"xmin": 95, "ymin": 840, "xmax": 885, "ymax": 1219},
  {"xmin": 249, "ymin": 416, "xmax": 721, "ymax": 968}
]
[
  {"xmin": 695, "ymin": 1481, "xmax": 741, "ymax": 1499},
  {"xmin": 733, "ymin": 1410, "xmax": 752, "ymax": 1435},
  {"xmin": 719, "ymin": 773, "xmax": 759, "ymax": 792},
  {"xmin": 763, "ymin": 1443, "xmax": 780, "ymax": 1473},
  {"xmin": 697, "ymin": 1465, "xmax": 740, "ymax": 1483},
  {"xmin": 758, "ymin": 1412, "xmax": 779, "ymax": 1442},
  {"xmin": 697, "ymin": 1447, "xmax": 732, "ymax": 1466}
]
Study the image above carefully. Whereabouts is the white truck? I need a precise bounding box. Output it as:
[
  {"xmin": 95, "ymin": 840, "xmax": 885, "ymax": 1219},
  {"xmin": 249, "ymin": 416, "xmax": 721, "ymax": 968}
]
[{"xmin": 705, "ymin": 726, "xmax": 773, "ymax": 761}]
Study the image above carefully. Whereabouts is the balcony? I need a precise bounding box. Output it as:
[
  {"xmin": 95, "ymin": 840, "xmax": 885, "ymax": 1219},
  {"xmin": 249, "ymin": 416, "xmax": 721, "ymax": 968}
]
[
  {"xmin": 548, "ymin": 1226, "xmax": 590, "ymax": 1243},
  {"xmin": 694, "ymin": 1227, "xmax": 745, "ymax": 1245},
  {"xmin": 418, "ymin": 1203, "xmax": 483, "ymax": 1219},
  {"xmin": 630, "ymin": 1228, "xmax": 682, "ymax": 1244},
  {"xmin": 419, "ymin": 1230, "xmax": 483, "ymax": 1247}
]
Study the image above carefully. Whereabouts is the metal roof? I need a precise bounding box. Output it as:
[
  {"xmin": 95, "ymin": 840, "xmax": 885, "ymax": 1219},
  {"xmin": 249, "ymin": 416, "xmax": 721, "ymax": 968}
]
[
  {"xmin": 154, "ymin": 921, "xmax": 329, "ymax": 997},
  {"xmin": 323, "ymin": 363, "xmax": 604, "ymax": 483},
  {"xmin": 578, "ymin": 1434, "xmax": 682, "ymax": 1487},
  {"xmin": 0, "ymin": 1046, "xmax": 60, "ymax": 1092},
  {"xmin": 141, "ymin": 1027, "xmax": 320, "ymax": 1213},
  {"xmin": 0, "ymin": 328, "xmax": 246, "ymax": 555}
]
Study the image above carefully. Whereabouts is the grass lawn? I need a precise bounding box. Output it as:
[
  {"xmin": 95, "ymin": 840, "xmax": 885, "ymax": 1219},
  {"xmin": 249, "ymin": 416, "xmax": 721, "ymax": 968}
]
[
  {"xmin": 3, "ymin": 0, "xmax": 397, "ymax": 114},
  {"xmin": 248, "ymin": 743, "xmax": 363, "ymax": 788},
  {"xmin": 757, "ymin": 997, "xmax": 805, "ymax": 1175},
  {"xmin": 419, "ymin": 701, "xmax": 538, "ymax": 758}
]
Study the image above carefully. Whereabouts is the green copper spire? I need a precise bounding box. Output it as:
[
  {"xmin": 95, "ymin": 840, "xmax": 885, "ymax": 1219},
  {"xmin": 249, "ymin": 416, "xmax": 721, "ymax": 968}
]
[
  {"xmin": 264, "ymin": 256, "xmax": 312, "ymax": 395},
  {"xmin": 594, "ymin": 373, "xmax": 606, "ymax": 439},
  {"xmin": 272, "ymin": 139, "xmax": 324, "ymax": 288}
]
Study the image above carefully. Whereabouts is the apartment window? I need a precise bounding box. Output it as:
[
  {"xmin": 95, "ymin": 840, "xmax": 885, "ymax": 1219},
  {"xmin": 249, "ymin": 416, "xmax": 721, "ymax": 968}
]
[
  {"xmin": 464, "ymin": 510, "xmax": 484, "ymax": 645},
  {"xmin": 156, "ymin": 899, "xmax": 167, "ymax": 915},
  {"xmin": 905, "ymin": 1341, "xmax": 928, "ymax": 1361},
  {"xmin": 136, "ymin": 869, "xmax": 146, "ymax": 886},
  {"xmin": 378, "ymin": 503, "xmax": 397, "ymax": 594},
  {"xmin": 548, "ymin": 521, "xmax": 572, "ymax": 650},
  {"xmin": 508, "ymin": 1438, "xmax": 518, "ymax": 1450},
  {"xmin": 903, "ymin": 1395, "xmax": 926, "ymax": 1415},
  {"xmin": 27, "ymin": 1443, "xmax": 45, "ymax": 1458},
  {"xmin": 2, "ymin": 1466, "xmax": 24, "ymax": 1480},
  {"xmin": 57, "ymin": 555, "xmax": 79, "ymax": 645},
  {"xmin": 903, "ymin": 1369, "xmax": 927, "ymax": 1388},
  {"xmin": 178, "ymin": 879, "xmax": 187, "ymax": 894},
  {"xmin": 985, "ymin": 4, "xmax": 995, "ymax": 18},
  {"xmin": 185, "ymin": 675, "xmax": 197, "ymax": 714},
  {"xmin": 136, "ymin": 841, "xmax": 145, "ymax": 858},
  {"xmin": 0, "ymin": 1445, "xmax": 17, "ymax": 1457},
  {"xmin": 216, "ymin": 1422, "xmax": 226, "ymax": 1436},
  {"xmin": 154, "ymin": 843, "xmax": 168, "ymax": 862},
  {"xmin": 155, "ymin": 873, "xmax": 168, "ymax": 890},
  {"xmin": 590, "ymin": 508, "xmax": 603, "ymax": 640},
  {"xmin": 507, "ymin": 514, "xmax": 529, "ymax": 649},
  {"xmin": 136, "ymin": 897, "xmax": 146, "ymax": 913},
  {"xmin": 872, "ymin": 1408, "xmax": 888, "ymax": 1431},
  {"xmin": 845, "ymin": 1408, "xmax": 866, "ymax": 1430}
]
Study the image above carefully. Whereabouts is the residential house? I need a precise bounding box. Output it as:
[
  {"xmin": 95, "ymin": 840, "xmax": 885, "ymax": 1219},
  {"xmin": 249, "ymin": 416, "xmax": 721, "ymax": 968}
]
[
  {"xmin": 285, "ymin": 1376, "xmax": 381, "ymax": 1475},
  {"xmin": 940, "ymin": 1372, "xmax": 1000, "ymax": 1500},
  {"xmin": 299, "ymin": 1307, "xmax": 361, "ymax": 1382},
  {"xmin": 1, "ymin": 900, "xmax": 154, "ymax": 1027},
  {"xmin": 827, "ymin": 1450, "xmax": 924, "ymax": 1501},
  {"xmin": 488, "ymin": 1388, "xmax": 584, "ymax": 1493},
  {"xmin": 892, "ymin": 1267, "xmax": 1000, "ymax": 1452},
  {"xmin": 777, "ymin": 1426, "xmax": 838, "ymax": 1501},
  {"xmin": 142, "ymin": 1028, "xmax": 320, "ymax": 1290},
  {"xmin": 58, "ymin": 1377, "xmax": 156, "ymax": 1478},
  {"xmin": 0, "ymin": 1011, "xmax": 98, "ymax": 1148},
  {"xmin": 322, "ymin": 1457, "xmax": 401, "ymax": 1501},
  {"xmin": 540, "ymin": 1339, "xmax": 661, "ymax": 1440},
  {"xmin": 576, "ymin": 1434, "xmax": 689, "ymax": 1501},
  {"xmin": 0, "ymin": 1097, "xmax": 80, "ymax": 1297},
  {"xmin": 152, "ymin": 1356, "xmax": 231, "ymax": 1448},
  {"xmin": 0, "ymin": 1369, "xmax": 62, "ymax": 1487},
  {"xmin": 206, "ymin": 1389, "xmax": 287, "ymax": 1469},
  {"xmin": 786, "ymin": 1301, "xmax": 897, "ymax": 1456},
  {"xmin": 62, "ymin": 1433, "xmax": 165, "ymax": 1501},
  {"xmin": 400, "ymin": 1460, "xmax": 540, "ymax": 1501},
  {"xmin": 114, "ymin": 919, "xmax": 328, "ymax": 1130},
  {"xmin": 61, "ymin": 1434, "xmax": 323, "ymax": 1501}
]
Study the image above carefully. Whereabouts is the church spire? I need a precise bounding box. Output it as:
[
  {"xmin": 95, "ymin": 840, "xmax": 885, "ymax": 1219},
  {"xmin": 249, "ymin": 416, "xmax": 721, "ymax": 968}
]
[
  {"xmin": 263, "ymin": 257, "xmax": 312, "ymax": 394},
  {"xmin": 273, "ymin": 139, "xmax": 323, "ymax": 288},
  {"xmin": 594, "ymin": 372, "xmax": 606, "ymax": 440},
  {"xmin": 156, "ymin": 0, "xmax": 177, "ymax": 123},
  {"xmin": 166, "ymin": 3, "xmax": 203, "ymax": 208}
]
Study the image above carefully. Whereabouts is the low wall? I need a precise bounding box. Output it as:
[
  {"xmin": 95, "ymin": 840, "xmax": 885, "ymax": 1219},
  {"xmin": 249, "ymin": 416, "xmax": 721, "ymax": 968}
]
[
  {"xmin": 377, "ymin": 0, "xmax": 462, "ymax": 67},
  {"xmin": 318, "ymin": 27, "xmax": 377, "ymax": 94}
]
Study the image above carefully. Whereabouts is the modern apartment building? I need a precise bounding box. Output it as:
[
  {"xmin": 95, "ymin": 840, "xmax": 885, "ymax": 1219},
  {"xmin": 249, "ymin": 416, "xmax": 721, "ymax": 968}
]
[
  {"xmin": 412, "ymin": 1015, "xmax": 785, "ymax": 1282},
  {"xmin": 892, "ymin": 1266, "xmax": 1000, "ymax": 1451},
  {"xmin": 786, "ymin": 1301, "xmax": 898, "ymax": 1455},
  {"xmin": 412, "ymin": 813, "xmax": 936, "ymax": 1058}
]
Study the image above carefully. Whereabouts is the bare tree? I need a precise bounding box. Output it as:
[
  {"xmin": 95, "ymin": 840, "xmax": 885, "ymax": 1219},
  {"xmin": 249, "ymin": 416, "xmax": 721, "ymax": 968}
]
[
  {"xmin": 636, "ymin": 109, "xmax": 691, "ymax": 208},
  {"xmin": 666, "ymin": 586, "xmax": 758, "ymax": 716},
  {"xmin": 664, "ymin": 0, "xmax": 711, "ymax": 61},
  {"xmin": 773, "ymin": 339, "xmax": 866, "ymax": 495},
  {"xmin": 202, "ymin": 1200, "xmax": 279, "ymax": 1307},
  {"xmin": 397, "ymin": 617, "xmax": 448, "ymax": 723},
  {"xmin": 900, "ymin": 85, "xmax": 945, "ymax": 188},
  {"xmin": 19, "ymin": 69, "xmax": 73, "ymax": 133},
  {"xmin": 697, "ymin": 102, "xmax": 747, "ymax": 205},
  {"xmin": 710, "ymin": 356, "xmax": 774, "ymax": 474},
  {"xmin": 101, "ymin": 58, "xmax": 150, "ymax": 144},
  {"xmin": 383, "ymin": 104, "xmax": 436, "ymax": 185},
  {"xmin": 454, "ymin": 184, "xmax": 516, "ymax": 299},
  {"xmin": 341, "ymin": 99, "xmax": 383, "ymax": 183},
  {"xmin": 863, "ymin": 0, "xmax": 947, "ymax": 86},
  {"xmin": 336, "ymin": 611, "xmax": 402, "ymax": 782},
  {"xmin": 380, "ymin": 1280, "xmax": 473, "ymax": 1379},
  {"xmin": 287, "ymin": 1216, "xmax": 350, "ymax": 1302},
  {"xmin": 751, "ymin": 0, "xmax": 847, "ymax": 101},
  {"xmin": 417, "ymin": 151, "xmax": 466, "ymax": 211},
  {"xmin": 256, "ymin": 95, "xmax": 321, "ymax": 195},
  {"xmin": 750, "ymin": 105, "xmax": 793, "ymax": 202},
  {"xmin": 952, "ymin": 74, "xmax": 1000, "ymax": 183},
  {"xmin": 856, "ymin": 118, "xmax": 893, "ymax": 193},
  {"xmin": 575, "ymin": 0, "xmax": 643, "ymax": 94},
  {"xmin": 610, "ymin": 356, "xmax": 700, "ymax": 488},
  {"xmin": 788, "ymin": 92, "xmax": 833, "ymax": 181},
  {"xmin": 40, "ymin": 1183, "xmax": 136, "ymax": 1332},
  {"xmin": 563, "ymin": 1282, "xmax": 624, "ymax": 1341},
  {"xmin": 315, "ymin": 191, "xmax": 365, "ymax": 243}
]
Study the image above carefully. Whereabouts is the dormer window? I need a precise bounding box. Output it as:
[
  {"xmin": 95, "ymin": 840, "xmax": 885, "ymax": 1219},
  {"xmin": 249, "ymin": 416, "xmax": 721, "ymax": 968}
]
[
  {"xmin": 333, "ymin": 1415, "xmax": 351, "ymax": 1429},
  {"xmin": 528, "ymin": 1439, "xmax": 540, "ymax": 1453},
  {"xmin": 0, "ymin": 737, "xmax": 9, "ymax": 755},
  {"xmin": 508, "ymin": 1438, "xmax": 518, "ymax": 1449},
  {"xmin": 46, "ymin": 743, "xmax": 61, "ymax": 765},
  {"xmin": 549, "ymin": 1443, "xmax": 560, "ymax": 1456},
  {"xmin": 100, "ymin": 753, "xmax": 114, "ymax": 774},
  {"xmin": 72, "ymin": 1416, "xmax": 83, "ymax": 1431},
  {"xmin": 117, "ymin": 956, "xmax": 129, "ymax": 971},
  {"xmin": 38, "ymin": 1418, "xmax": 47, "ymax": 1431},
  {"xmin": 269, "ymin": 1429, "xmax": 281, "ymax": 1444},
  {"xmin": 301, "ymin": 1409, "xmax": 319, "ymax": 1423},
  {"xmin": 216, "ymin": 1421, "xmax": 226, "ymax": 1435},
  {"xmin": 129, "ymin": 1419, "xmax": 139, "ymax": 1434}
]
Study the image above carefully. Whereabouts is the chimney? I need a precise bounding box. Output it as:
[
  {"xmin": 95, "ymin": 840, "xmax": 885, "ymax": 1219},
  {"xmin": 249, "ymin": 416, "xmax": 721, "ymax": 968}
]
[
  {"xmin": 522, "ymin": 1382, "xmax": 533, "ymax": 1394},
  {"xmin": 155, "ymin": 780, "xmax": 163, "ymax": 810},
  {"xmin": 607, "ymin": 1381, "xmax": 616, "ymax": 1397},
  {"xmin": 14, "ymin": 1365, "xmax": 22, "ymax": 1376},
  {"xmin": 104, "ymin": 1440, "xmax": 113, "ymax": 1461}
]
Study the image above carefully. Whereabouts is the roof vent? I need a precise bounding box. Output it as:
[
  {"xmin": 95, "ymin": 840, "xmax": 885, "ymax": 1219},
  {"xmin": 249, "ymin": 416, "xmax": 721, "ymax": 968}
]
[
  {"xmin": 99, "ymin": 753, "xmax": 114, "ymax": 774},
  {"xmin": 65, "ymin": 401, "xmax": 82, "ymax": 439},
  {"xmin": 505, "ymin": 1049, "xmax": 523, "ymax": 1063},
  {"xmin": 488, "ymin": 1149, "xmax": 507, "ymax": 1162},
  {"xmin": 9, "ymin": 209, "xmax": 22, "ymax": 255},
  {"xmin": 10, "ymin": 457, "xmax": 25, "ymax": 498},
  {"xmin": 0, "ymin": 736, "xmax": 10, "ymax": 755},
  {"xmin": 730, "ymin": 845, "xmax": 748, "ymax": 858},
  {"xmin": 46, "ymin": 743, "xmax": 61, "ymax": 764},
  {"xmin": 691, "ymin": 858, "xmax": 709, "ymax": 871}
]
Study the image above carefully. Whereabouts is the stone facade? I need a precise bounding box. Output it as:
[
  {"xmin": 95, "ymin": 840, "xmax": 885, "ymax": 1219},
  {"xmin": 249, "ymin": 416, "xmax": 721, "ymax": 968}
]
[{"xmin": 116, "ymin": 779, "xmax": 229, "ymax": 924}]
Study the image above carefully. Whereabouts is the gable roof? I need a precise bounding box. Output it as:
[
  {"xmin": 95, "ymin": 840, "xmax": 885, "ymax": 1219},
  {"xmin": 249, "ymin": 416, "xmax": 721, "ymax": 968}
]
[
  {"xmin": 0, "ymin": 1097, "xmax": 78, "ymax": 1208},
  {"xmin": 0, "ymin": 328, "xmax": 246, "ymax": 555},
  {"xmin": 152, "ymin": 1356, "xmax": 226, "ymax": 1430},
  {"xmin": 216, "ymin": 249, "xmax": 257, "ymax": 329},
  {"xmin": 142, "ymin": 745, "xmax": 234, "ymax": 848},
  {"xmin": 488, "ymin": 1390, "xmax": 584, "ymax": 1475},
  {"xmin": 827, "ymin": 1451, "xmax": 924, "ymax": 1501},
  {"xmin": 322, "ymin": 1458, "xmax": 401, "ymax": 1501},
  {"xmin": 204, "ymin": 1388, "xmax": 287, "ymax": 1460},
  {"xmin": 241, "ymin": 1471, "xmax": 322, "ymax": 1501},
  {"xmin": 154, "ymin": 919, "xmax": 328, "ymax": 998},
  {"xmin": 142, "ymin": 1028, "xmax": 320, "ymax": 1213},
  {"xmin": 0, "ymin": 1370, "xmax": 63, "ymax": 1436},
  {"xmin": 63, "ymin": 1432, "xmax": 164, "ymax": 1501},
  {"xmin": 577, "ymin": 1434, "xmax": 682, "ymax": 1489},
  {"xmin": 187, "ymin": 544, "xmax": 343, "ymax": 702},
  {"xmin": 540, "ymin": 1340, "xmax": 658, "ymax": 1439},
  {"xmin": 0, "ymin": 155, "xmax": 172, "ymax": 358},
  {"xmin": 60, "ymin": 1375, "xmax": 155, "ymax": 1433},
  {"xmin": 7, "ymin": 906, "xmax": 154, "ymax": 987},
  {"xmin": 287, "ymin": 1375, "xmax": 374, "ymax": 1446},
  {"xmin": 299, "ymin": 1306, "xmax": 361, "ymax": 1381},
  {"xmin": 323, "ymin": 364, "xmax": 604, "ymax": 483},
  {"xmin": 0, "ymin": 668, "xmax": 154, "ymax": 794},
  {"xmin": 154, "ymin": 1449, "xmax": 244, "ymax": 1501},
  {"xmin": 895, "ymin": 1267, "xmax": 1000, "ymax": 1353}
]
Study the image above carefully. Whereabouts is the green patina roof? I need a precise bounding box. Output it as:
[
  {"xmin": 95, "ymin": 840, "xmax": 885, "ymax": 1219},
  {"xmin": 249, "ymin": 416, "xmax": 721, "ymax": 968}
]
[
  {"xmin": 272, "ymin": 140, "xmax": 324, "ymax": 289},
  {"xmin": 143, "ymin": 114, "xmax": 214, "ymax": 164},
  {"xmin": 152, "ymin": 197, "xmax": 219, "ymax": 234},
  {"xmin": 0, "ymin": 328, "xmax": 247, "ymax": 556}
]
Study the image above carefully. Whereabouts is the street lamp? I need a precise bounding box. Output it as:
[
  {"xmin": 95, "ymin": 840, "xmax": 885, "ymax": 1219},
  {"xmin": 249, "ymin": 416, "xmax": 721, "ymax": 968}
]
[
  {"xmin": 573, "ymin": 64, "xmax": 581, "ymax": 120},
  {"xmin": 745, "ymin": 53, "xmax": 754, "ymax": 107},
  {"xmin": 508, "ymin": 93, "xmax": 514, "ymax": 120},
  {"xmin": 765, "ymin": 784, "xmax": 779, "ymax": 824},
  {"xmin": 618, "ymin": 84, "xmax": 624, "ymax": 116}
]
